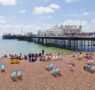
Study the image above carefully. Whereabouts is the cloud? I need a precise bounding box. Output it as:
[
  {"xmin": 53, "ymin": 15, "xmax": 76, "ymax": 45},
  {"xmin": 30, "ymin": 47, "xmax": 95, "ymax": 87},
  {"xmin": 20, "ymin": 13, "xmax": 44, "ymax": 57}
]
[
  {"xmin": 0, "ymin": 23, "xmax": 53, "ymax": 35},
  {"xmin": 66, "ymin": 11, "xmax": 91, "ymax": 17},
  {"xmin": 49, "ymin": 4, "xmax": 60, "ymax": 9},
  {"xmin": 0, "ymin": 19, "xmax": 6, "ymax": 23},
  {"xmin": 0, "ymin": 16, "xmax": 4, "ymax": 19},
  {"xmin": 19, "ymin": 10, "xmax": 26, "ymax": 13},
  {"xmin": 65, "ymin": 0, "xmax": 80, "ymax": 3},
  {"xmin": 41, "ymin": 15, "xmax": 52, "ymax": 20},
  {"xmin": 92, "ymin": 20, "xmax": 95, "ymax": 23},
  {"xmin": 0, "ymin": 0, "xmax": 17, "ymax": 6},
  {"xmin": 47, "ymin": 15, "xmax": 52, "ymax": 19},
  {"xmin": 33, "ymin": 7, "xmax": 54, "ymax": 15},
  {"xmin": 0, "ymin": 16, "xmax": 6, "ymax": 24},
  {"xmin": 62, "ymin": 19, "xmax": 95, "ymax": 32},
  {"xmin": 33, "ymin": 4, "xmax": 60, "ymax": 15},
  {"xmin": 12, "ymin": 15, "xmax": 16, "ymax": 18},
  {"xmin": 83, "ymin": 12, "xmax": 90, "ymax": 16},
  {"xmin": 63, "ymin": 19, "xmax": 87, "ymax": 26}
]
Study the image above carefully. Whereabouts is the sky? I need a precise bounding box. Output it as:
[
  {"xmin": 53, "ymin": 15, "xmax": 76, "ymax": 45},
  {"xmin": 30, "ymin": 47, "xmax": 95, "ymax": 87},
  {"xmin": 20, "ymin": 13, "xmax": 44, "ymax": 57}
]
[{"xmin": 0, "ymin": 0, "xmax": 95, "ymax": 35}]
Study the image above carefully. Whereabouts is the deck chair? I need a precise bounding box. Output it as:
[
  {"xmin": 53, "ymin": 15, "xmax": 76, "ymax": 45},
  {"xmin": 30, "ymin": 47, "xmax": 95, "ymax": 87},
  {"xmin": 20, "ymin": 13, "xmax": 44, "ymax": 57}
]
[
  {"xmin": 0, "ymin": 64, "xmax": 6, "ymax": 72},
  {"xmin": 84, "ymin": 65, "xmax": 95, "ymax": 73},
  {"xmin": 10, "ymin": 70, "xmax": 23, "ymax": 81},
  {"xmin": 49, "ymin": 67, "xmax": 61, "ymax": 77},
  {"xmin": 10, "ymin": 71, "xmax": 17, "ymax": 81},
  {"xmin": 16, "ymin": 70, "xmax": 23, "ymax": 80},
  {"xmin": 45, "ymin": 63, "xmax": 54, "ymax": 70}
]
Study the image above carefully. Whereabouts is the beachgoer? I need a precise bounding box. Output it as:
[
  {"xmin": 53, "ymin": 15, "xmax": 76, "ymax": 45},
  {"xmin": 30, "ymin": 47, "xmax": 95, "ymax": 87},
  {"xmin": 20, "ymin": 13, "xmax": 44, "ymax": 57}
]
[
  {"xmin": 39, "ymin": 53, "xmax": 42, "ymax": 61},
  {"xmin": 24, "ymin": 55, "xmax": 27, "ymax": 60},
  {"xmin": 42, "ymin": 49, "xmax": 44, "ymax": 55},
  {"xmin": 35, "ymin": 53, "xmax": 38, "ymax": 61},
  {"xmin": 3, "ymin": 54, "xmax": 7, "ymax": 58},
  {"xmin": 28, "ymin": 53, "xmax": 32, "ymax": 62},
  {"xmin": 32, "ymin": 53, "xmax": 35, "ymax": 62}
]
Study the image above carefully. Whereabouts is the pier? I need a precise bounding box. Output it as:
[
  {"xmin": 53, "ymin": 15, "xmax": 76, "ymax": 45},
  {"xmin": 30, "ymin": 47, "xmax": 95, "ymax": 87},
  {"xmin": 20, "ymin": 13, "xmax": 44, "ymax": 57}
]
[
  {"xmin": 2, "ymin": 34, "xmax": 33, "ymax": 42},
  {"xmin": 32, "ymin": 36, "xmax": 95, "ymax": 51},
  {"xmin": 2, "ymin": 34, "xmax": 95, "ymax": 52}
]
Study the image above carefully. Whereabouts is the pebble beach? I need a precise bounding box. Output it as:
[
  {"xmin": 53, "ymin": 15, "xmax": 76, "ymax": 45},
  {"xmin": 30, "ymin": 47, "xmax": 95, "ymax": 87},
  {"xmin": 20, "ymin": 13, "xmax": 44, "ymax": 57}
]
[{"xmin": 0, "ymin": 53, "xmax": 95, "ymax": 90}]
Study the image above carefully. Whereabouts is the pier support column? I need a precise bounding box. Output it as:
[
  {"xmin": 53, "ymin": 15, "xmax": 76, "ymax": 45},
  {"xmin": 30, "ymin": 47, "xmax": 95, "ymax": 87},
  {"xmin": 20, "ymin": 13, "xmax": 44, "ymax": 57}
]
[{"xmin": 84, "ymin": 40, "xmax": 85, "ymax": 51}]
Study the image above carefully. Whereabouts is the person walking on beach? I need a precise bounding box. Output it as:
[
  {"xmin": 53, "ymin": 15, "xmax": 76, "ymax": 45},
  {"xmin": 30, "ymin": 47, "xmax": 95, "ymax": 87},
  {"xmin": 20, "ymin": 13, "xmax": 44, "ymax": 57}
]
[
  {"xmin": 28, "ymin": 53, "xmax": 32, "ymax": 62},
  {"xmin": 42, "ymin": 49, "xmax": 44, "ymax": 55}
]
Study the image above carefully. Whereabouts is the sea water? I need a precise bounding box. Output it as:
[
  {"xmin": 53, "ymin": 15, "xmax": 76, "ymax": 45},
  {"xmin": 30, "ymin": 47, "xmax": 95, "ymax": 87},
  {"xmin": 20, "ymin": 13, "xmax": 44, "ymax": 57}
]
[{"xmin": 0, "ymin": 37, "xmax": 69, "ymax": 56}]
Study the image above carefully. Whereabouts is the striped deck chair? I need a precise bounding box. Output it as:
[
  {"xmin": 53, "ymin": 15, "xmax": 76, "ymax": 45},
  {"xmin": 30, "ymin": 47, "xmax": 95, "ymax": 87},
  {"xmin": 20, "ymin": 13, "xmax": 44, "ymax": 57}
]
[
  {"xmin": 16, "ymin": 70, "xmax": 23, "ymax": 80},
  {"xmin": 10, "ymin": 71, "xmax": 17, "ymax": 81},
  {"xmin": 0, "ymin": 64, "xmax": 6, "ymax": 72},
  {"xmin": 10, "ymin": 70, "xmax": 23, "ymax": 81},
  {"xmin": 49, "ymin": 67, "xmax": 61, "ymax": 77},
  {"xmin": 45, "ymin": 63, "xmax": 54, "ymax": 70},
  {"xmin": 84, "ymin": 65, "xmax": 95, "ymax": 73}
]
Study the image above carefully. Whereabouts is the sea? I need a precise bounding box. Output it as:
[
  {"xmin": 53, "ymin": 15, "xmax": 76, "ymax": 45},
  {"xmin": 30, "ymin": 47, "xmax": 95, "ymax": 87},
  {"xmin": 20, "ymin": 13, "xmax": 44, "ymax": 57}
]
[{"xmin": 0, "ymin": 37, "xmax": 69, "ymax": 56}]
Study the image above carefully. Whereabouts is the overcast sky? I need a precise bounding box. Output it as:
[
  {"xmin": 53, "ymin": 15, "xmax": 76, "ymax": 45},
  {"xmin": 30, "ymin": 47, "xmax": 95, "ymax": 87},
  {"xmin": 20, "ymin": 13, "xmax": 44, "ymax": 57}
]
[{"xmin": 0, "ymin": 0, "xmax": 95, "ymax": 35}]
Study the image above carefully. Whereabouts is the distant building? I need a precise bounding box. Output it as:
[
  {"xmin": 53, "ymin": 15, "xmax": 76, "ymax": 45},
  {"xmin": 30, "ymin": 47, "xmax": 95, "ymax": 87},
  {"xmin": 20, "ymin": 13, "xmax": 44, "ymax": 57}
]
[{"xmin": 37, "ymin": 25, "xmax": 82, "ymax": 37}]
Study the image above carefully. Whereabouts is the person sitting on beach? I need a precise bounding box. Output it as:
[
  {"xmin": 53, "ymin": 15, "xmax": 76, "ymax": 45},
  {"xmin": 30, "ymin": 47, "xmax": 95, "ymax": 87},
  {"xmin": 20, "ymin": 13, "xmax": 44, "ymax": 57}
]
[
  {"xmin": 58, "ymin": 53, "xmax": 63, "ymax": 60},
  {"xmin": 55, "ymin": 54, "xmax": 58, "ymax": 60},
  {"xmin": 23, "ymin": 54, "xmax": 27, "ymax": 60},
  {"xmin": 34, "ymin": 53, "xmax": 38, "ymax": 61},
  {"xmin": 87, "ymin": 59, "xmax": 94, "ymax": 65},
  {"xmin": 72, "ymin": 53, "xmax": 75, "ymax": 58},
  {"xmin": 47, "ymin": 54, "xmax": 50, "ymax": 60},
  {"xmin": 9, "ymin": 54, "xmax": 11, "ymax": 59},
  {"xmin": 41, "ymin": 54, "xmax": 46, "ymax": 61},
  {"xmin": 11, "ymin": 55, "xmax": 14, "ymax": 59},
  {"xmin": 18, "ymin": 55, "xmax": 21, "ymax": 60},
  {"xmin": 80, "ymin": 52, "xmax": 82, "ymax": 54},
  {"xmin": 45, "ymin": 54, "xmax": 48, "ymax": 60},
  {"xmin": 77, "ymin": 54, "xmax": 82, "ymax": 60},
  {"xmin": 3, "ymin": 54, "xmax": 7, "ymax": 58},
  {"xmin": 38, "ymin": 53, "xmax": 42, "ymax": 61},
  {"xmin": 67, "ymin": 63, "xmax": 74, "ymax": 71},
  {"xmin": 49, "ymin": 54, "xmax": 52, "ymax": 59}
]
